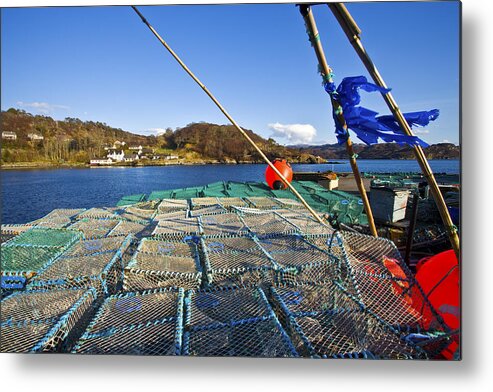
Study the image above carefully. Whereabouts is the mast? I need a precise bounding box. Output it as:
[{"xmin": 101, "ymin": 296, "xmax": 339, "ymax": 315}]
[
  {"xmin": 299, "ymin": 4, "xmax": 378, "ymax": 237},
  {"xmin": 329, "ymin": 3, "xmax": 460, "ymax": 259}
]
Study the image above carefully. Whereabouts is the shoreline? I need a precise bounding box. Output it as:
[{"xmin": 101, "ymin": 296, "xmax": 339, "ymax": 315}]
[{"xmin": 0, "ymin": 158, "xmax": 459, "ymax": 170}]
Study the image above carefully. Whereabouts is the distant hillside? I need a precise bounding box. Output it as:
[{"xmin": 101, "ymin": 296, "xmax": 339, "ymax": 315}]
[
  {"xmin": 0, "ymin": 109, "xmax": 459, "ymax": 166},
  {"xmin": 293, "ymin": 142, "xmax": 460, "ymax": 160},
  {"xmin": 169, "ymin": 122, "xmax": 319, "ymax": 163},
  {"xmin": 0, "ymin": 108, "xmax": 149, "ymax": 163},
  {"xmin": 0, "ymin": 109, "xmax": 319, "ymax": 165}
]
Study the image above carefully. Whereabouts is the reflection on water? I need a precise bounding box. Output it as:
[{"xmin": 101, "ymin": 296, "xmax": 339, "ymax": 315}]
[{"xmin": 1, "ymin": 160, "xmax": 459, "ymax": 224}]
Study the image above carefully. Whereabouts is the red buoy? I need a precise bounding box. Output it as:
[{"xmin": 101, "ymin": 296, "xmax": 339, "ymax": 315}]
[
  {"xmin": 414, "ymin": 250, "xmax": 460, "ymax": 359},
  {"xmin": 265, "ymin": 159, "xmax": 293, "ymax": 190}
]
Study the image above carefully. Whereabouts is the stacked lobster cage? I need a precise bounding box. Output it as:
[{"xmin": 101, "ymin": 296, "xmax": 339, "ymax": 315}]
[
  {"xmin": 72, "ymin": 288, "xmax": 184, "ymax": 355},
  {"xmin": 188, "ymin": 204, "xmax": 227, "ymax": 218},
  {"xmin": 124, "ymin": 238, "xmax": 203, "ymax": 290},
  {"xmin": 157, "ymin": 199, "xmax": 189, "ymax": 213},
  {"xmin": 183, "ymin": 286, "xmax": 298, "ymax": 357},
  {"xmin": 1, "ymin": 228, "xmax": 82, "ymax": 293},
  {"xmin": 31, "ymin": 208, "xmax": 86, "ymax": 229},
  {"xmin": 0, "ymin": 287, "xmax": 97, "ymax": 352},
  {"xmin": 200, "ymin": 235, "xmax": 277, "ymax": 287},
  {"xmin": 27, "ymin": 235, "xmax": 132, "ymax": 297},
  {"xmin": 269, "ymin": 282, "xmax": 425, "ymax": 359},
  {"xmin": 152, "ymin": 215, "xmax": 200, "ymax": 237},
  {"xmin": 244, "ymin": 196, "xmax": 283, "ymax": 210},
  {"xmin": 0, "ymin": 196, "xmax": 454, "ymax": 358},
  {"xmin": 68, "ymin": 204, "xmax": 155, "ymax": 239},
  {"xmin": 1, "ymin": 223, "xmax": 34, "ymax": 244},
  {"xmin": 324, "ymin": 231, "xmax": 456, "ymax": 358}
]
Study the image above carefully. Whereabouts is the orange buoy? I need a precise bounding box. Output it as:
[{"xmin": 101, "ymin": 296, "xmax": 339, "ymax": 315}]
[
  {"xmin": 414, "ymin": 250, "xmax": 460, "ymax": 359},
  {"xmin": 265, "ymin": 159, "xmax": 293, "ymax": 190}
]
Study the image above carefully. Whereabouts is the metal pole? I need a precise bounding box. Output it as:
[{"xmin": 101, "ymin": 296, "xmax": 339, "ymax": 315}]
[
  {"xmin": 329, "ymin": 3, "xmax": 460, "ymax": 259},
  {"xmin": 131, "ymin": 6, "xmax": 325, "ymax": 225},
  {"xmin": 299, "ymin": 4, "xmax": 378, "ymax": 237}
]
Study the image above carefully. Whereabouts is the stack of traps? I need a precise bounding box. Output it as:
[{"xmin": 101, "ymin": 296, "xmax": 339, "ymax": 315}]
[
  {"xmin": 124, "ymin": 238, "xmax": 203, "ymax": 290},
  {"xmin": 183, "ymin": 286, "xmax": 297, "ymax": 357},
  {"xmin": 72, "ymin": 286, "xmax": 297, "ymax": 357},
  {"xmin": 270, "ymin": 282, "xmax": 425, "ymax": 359},
  {"xmin": 0, "ymin": 197, "xmax": 453, "ymax": 358},
  {"xmin": 1, "ymin": 228, "xmax": 82, "ymax": 291},
  {"xmin": 73, "ymin": 288, "xmax": 184, "ymax": 355},
  {"xmin": 28, "ymin": 235, "xmax": 132, "ymax": 297},
  {"xmin": 1, "ymin": 287, "xmax": 97, "ymax": 352}
]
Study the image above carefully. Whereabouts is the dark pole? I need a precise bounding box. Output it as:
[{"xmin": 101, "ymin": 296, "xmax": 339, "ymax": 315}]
[{"xmin": 405, "ymin": 191, "xmax": 420, "ymax": 267}]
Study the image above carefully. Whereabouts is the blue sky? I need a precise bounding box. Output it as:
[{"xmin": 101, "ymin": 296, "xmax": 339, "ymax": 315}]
[{"xmin": 1, "ymin": 2, "xmax": 460, "ymax": 145}]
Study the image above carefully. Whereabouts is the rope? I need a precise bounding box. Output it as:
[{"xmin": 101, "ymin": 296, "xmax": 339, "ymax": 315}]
[{"xmin": 131, "ymin": 6, "xmax": 325, "ymax": 225}]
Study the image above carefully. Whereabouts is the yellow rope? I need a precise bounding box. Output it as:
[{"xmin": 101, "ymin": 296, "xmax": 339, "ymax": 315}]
[{"xmin": 131, "ymin": 6, "xmax": 325, "ymax": 224}]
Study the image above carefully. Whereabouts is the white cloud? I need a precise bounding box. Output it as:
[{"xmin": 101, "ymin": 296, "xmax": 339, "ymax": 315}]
[
  {"xmin": 146, "ymin": 128, "xmax": 167, "ymax": 136},
  {"xmin": 268, "ymin": 122, "xmax": 317, "ymax": 144},
  {"xmin": 413, "ymin": 129, "xmax": 429, "ymax": 135},
  {"xmin": 16, "ymin": 101, "xmax": 69, "ymax": 114},
  {"xmin": 442, "ymin": 139, "xmax": 450, "ymax": 143}
]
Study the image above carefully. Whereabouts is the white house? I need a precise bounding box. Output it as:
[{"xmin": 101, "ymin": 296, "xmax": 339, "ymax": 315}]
[
  {"xmin": 90, "ymin": 158, "xmax": 114, "ymax": 166},
  {"xmin": 2, "ymin": 131, "xmax": 17, "ymax": 140},
  {"xmin": 107, "ymin": 149, "xmax": 124, "ymax": 162},
  {"xmin": 28, "ymin": 133, "xmax": 44, "ymax": 141}
]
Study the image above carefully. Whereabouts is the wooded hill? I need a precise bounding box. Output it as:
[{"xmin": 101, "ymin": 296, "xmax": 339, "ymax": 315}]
[
  {"xmin": 0, "ymin": 109, "xmax": 317, "ymax": 164},
  {"xmin": 0, "ymin": 108, "xmax": 459, "ymax": 165},
  {"xmin": 293, "ymin": 142, "xmax": 460, "ymax": 160}
]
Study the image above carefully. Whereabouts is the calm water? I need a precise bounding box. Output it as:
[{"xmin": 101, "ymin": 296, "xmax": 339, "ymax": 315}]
[{"xmin": 1, "ymin": 160, "xmax": 459, "ymax": 224}]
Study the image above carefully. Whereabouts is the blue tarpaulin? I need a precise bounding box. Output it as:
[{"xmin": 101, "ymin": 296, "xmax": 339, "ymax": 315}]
[{"xmin": 325, "ymin": 76, "xmax": 438, "ymax": 147}]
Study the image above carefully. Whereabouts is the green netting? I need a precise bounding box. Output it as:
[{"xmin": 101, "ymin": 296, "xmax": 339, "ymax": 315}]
[
  {"xmin": 116, "ymin": 194, "xmax": 147, "ymax": 207},
  {"xmin": 124, "ymin": 194, "xmax": 147, "ymax": 202},
  {"xmin": 148, "ymin": 190, "xmax": 175, "ymax": 201},
  {"xmin": 269, "ymin": 189, "xmax": 297, "ymax": 199},
  {"xmin": 173, "ymin": 189, "xmax": 201, "ymax": 199},
  {"xmin": 200, "ymin": 189, "xmax": 229, "ymax": 197},
  {"xmin": 200, "ymin": 181, "xmax": 229, "ymax": 197},
  {"xmin": 118, "ymin": 181, "xmax": 369, "ymax": 226},
  {"xmin": 6, "ymin": 228, "xmax": 81, "ymax": 248},
  {"xmin": 363, "ymin": 172, "xmax": 459, "ymax": 186},
  {"xmin": 1, "ymin": 246, "xmax": 63, "ymax": 273},
  {"xmin": 1, "ymin": 228, "xmax": 81, "ymax": 282}
]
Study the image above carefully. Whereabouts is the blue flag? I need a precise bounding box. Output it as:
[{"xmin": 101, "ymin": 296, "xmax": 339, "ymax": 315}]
[{"xmin": 325, "ymin": 76, "xmax": 437, "ymax": 147}]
